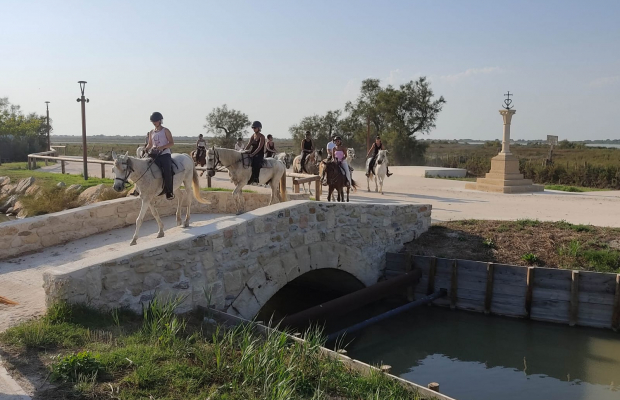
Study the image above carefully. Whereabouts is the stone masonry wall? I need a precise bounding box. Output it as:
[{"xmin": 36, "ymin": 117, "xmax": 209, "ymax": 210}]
[
  {"xmin": 43, "ymin": 201, "xmax": 431, "ymax": 319},
  {"xmin": 0, "ymin": 191, "xmax": 308, "ymax": 260}
]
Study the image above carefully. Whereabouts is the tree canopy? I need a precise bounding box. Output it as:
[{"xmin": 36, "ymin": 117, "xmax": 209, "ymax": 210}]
[
  {"xmin": 203, "ymin": 104, "xmax": 251, "ymax": 148},
  {"xmin": 290, "ymin": 78, "xmax": 445, "ymax": 165},
  {"xmin": 0, "ymin": 98, "xmax": 49, "ymax": 162}
]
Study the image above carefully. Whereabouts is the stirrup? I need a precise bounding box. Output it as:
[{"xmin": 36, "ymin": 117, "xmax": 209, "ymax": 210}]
[{"xmin": 166, "ymin": 193, "xmax": 175, "ymax": 200}]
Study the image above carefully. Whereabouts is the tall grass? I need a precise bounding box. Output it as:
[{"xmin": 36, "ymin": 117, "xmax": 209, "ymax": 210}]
[{"xmin": 1, "ymin": 301, "xmax": 427, "ymax": 400}]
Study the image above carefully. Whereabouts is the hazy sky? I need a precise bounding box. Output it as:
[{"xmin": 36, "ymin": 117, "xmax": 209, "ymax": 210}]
[{"xmin": 2, "ymin": 0, "xmax": 619, "ymax": 141}]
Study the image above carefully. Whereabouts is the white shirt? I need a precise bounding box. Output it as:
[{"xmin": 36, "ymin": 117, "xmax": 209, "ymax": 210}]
[
  {"xmin": 327, "ymin": 141, "xmax": 336, "ymax": 155},
  {"xmin": 235, "ymin": 142, "xmax": 245, "ymax": 151}
]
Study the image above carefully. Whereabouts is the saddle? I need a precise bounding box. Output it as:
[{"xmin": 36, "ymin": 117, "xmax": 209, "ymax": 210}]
[
  {"xmin": 149, "ymin": 153, "xmax": 186, "ymax": 180},
  {"xmin": 241, "ymin": 154, "xmax": 274, "ymax": 169}
]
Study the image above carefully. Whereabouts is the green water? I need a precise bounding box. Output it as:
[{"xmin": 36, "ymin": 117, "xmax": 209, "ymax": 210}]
[
  {"xmin": 0, "ymin": 214, "xmax": 15, "ymax": 223},
  {"xmin": 345, "ymin": 306, "xmax": 620, "ymax": 400}
]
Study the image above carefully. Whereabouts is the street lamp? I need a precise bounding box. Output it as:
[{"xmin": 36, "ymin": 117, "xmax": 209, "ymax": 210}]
[
  {"xmin": 76, "ymin": 81, "xmax": 89, "ymax": 180},
  {"xmin": 45, "ymin": 101, "xmax": 51, "ymax": 151}
]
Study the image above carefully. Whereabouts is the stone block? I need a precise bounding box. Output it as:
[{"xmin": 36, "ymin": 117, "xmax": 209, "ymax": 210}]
[
  {"xmin": 250, "ymin": 233, "xmax": 271, "ymax": 251},
  {"xmin": 231, "ymin": 286, "xmax": 262, "ymax": 320}
]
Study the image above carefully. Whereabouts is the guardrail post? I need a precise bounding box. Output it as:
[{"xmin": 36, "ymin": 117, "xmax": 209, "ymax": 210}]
[
  {"xmin": 61, "ymin": 160, "xmax": 65, "ymax": 174},
  {"xmin": 293, "ymin": 178, "xmax": 300, "ymax": 193},
  {"xmin": 101, "ymin": 163, "xmax": 105, "ymax": 178},
  {"xmin": 207, "ymin": 175, "xmax": 212, "ymax": 188},
  {"xmin": 315, "ymin": 178, "xmax": 321, "ymax": 201},
  {"xmin": 45, "ymin": 158, "xmax": 48, "ymax": 166}
]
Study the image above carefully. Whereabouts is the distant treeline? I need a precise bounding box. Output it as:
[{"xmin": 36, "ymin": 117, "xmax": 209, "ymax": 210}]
[{"xmin": 0, "ymin": 98, "xmax": 49, "ymax": 162}]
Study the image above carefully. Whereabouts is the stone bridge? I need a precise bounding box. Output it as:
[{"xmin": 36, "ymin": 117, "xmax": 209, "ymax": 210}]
[{"xmin": 43, "ymin": 201, "xmax": 431, "ymax": 319}]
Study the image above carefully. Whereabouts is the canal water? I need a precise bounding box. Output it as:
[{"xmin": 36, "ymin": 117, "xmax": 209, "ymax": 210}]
[
  {"xmin": 345, "ymin": 306, "xmax": 620, "ymax": 400},
  {"xmin": 0, "ymin": 214, "xmax": 15, "ymax": 223}
]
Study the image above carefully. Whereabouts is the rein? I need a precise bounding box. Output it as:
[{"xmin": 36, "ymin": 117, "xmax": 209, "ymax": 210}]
[{"xmin": 115, "ymin": 157, "xmax": 155, "ymax": 189}]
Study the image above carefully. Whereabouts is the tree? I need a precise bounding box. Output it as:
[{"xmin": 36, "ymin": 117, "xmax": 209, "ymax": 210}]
[
  {"xmin": 203, "ymin": 104, "xmax": 251, "ymax": 148},
  {"xmin": 0, "ymin": 98, "xmax": 49, "ymax": 162},
  {"xmin": 288, "ymin": 110, "xmax": 343, "ymax": 152}
]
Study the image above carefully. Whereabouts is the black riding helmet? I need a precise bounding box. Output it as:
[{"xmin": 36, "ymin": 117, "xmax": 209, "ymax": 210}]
[
  {"xmin": 334, "ymin": 136, "xmax": 342, "ymax": 141},
  {"xmin": 251, "ymin": 121, "xmax": 262, "ymax": 129},
  {"xmin": 150, "ymin": 112, "xmax": 163, "ymax": 122}
]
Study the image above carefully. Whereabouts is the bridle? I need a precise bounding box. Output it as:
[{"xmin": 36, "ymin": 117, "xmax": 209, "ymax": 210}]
[
  {"xmin": 114, "ymin": 157, "xmax": 154, "ymax": 189},
  {"xmin": 206, "ymin": 148, "xmax": 229, "ymax": 174}
]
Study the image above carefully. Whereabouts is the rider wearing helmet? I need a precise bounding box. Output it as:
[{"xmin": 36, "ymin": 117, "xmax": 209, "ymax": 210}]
[
  {"xmin": 145, "ymin": 112, "xmax": 175, "ymax": 199},
  {"xmin": 300, "ymin": 131, "xmax": 314, "ymax": 173},
  {"xmin": 245, "ymin": 121, "xmax": 266, "ymax": 185},
  {"xmin": 235, "ymin": 137, "xmax": 245, "ymax": 151},
  {"xmin": 333, "ymin": 136, "xmax": 352, "ymax": 187},
  {"xmin": 326, "ymin": 135, "xmax": 337, "ymax": 158}
]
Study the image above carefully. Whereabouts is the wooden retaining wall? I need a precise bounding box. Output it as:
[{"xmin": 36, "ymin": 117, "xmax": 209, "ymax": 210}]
[{"xmin": 387, "ymin": 254, "xmax": 620, "ymax": 331}]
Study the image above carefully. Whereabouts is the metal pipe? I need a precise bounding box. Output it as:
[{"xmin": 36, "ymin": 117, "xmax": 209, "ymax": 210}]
[
  {"xmin": 45, "ymin": 101, "xmax": 50, "ymax": 151},
  {"xmin": 280, "ymin": 270, "xmax": 422, "ymax": 328},
  {"xmin": 326, "ymin": 289, "xmax": 447, "ymax": 342}
]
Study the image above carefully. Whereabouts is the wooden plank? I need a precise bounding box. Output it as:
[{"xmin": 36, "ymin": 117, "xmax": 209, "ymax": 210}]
[
  {"xmin": 578, "ymin": 271, "xmax": 617, "ymax": 294},
  {"xmin": 530, "ymin": 300, "xmax": 570, "ymax": 324},
  {"xmin": 296, "ymin": 176, "xmax": 319, "ymax": 184},
  {"xmin": 612, "ymin": 274, "xmax": 620, "ymax": 332},
  {"xmin": 569, "ymin": 270, "xmax": 579, "ymax": 326},
  {"xmin": 61, "ymin": 160, "xmax": 65, "ymax": 174},
  {"xmin": 577, "ymin": 291, "xmax": 615, "ymax": 306},
  {"xmin": 526, "ymin": 266, "xmax": 534, "ymax": 318},
  {"xmin": 450, "ymin": 259, "xmax": 458, "ymax": 309},
  {"xmin": 484, "ymin": 262, "xmax": 495, "ymax": 314},
  {"xmin": 426, "ymin": 257, "xmax": 437, "ymax": 295},
  {"xmin": 101, "ymin": 163, "xmax": 105, "ymax": 178},
  {"xmin": 532, "ymin": 287, "xmax": 571, "ymax": 302}
]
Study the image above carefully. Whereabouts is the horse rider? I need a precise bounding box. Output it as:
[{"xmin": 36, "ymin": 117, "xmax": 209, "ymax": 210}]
[
  {"xmin": 265, "ymin": 134, "xmax": 278, "ymax": 158},
  {"xmin": 366, "ymin": 135, "xmax": 392, "ymax": 177},
  {"xmin": 300, "ymin": 131, "xmax": 314, "ymax": 173},
  {"xmin": 196, "ymin": 134, "xmax": 207, "ymax": 160},
  {"xmin": 145, "ymin": 112, "xmax": 175, "ymax": 200},
  {"xmin": 235, "ymin": 137, "xmax": 245, "ymax": 151},
  {"xmin": 333, "ymin": 136, "xmax": 352, "ymax": 187},
  {"xmin": 326, "ymin": 135, "xmax": 337, "ymax": 158},
  {"xmin": 244, "ymin": 121, "xmax": 266, "ymax": 185}
]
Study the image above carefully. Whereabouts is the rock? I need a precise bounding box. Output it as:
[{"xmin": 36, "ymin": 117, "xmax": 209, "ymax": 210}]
[
  {"xmin": 12, "ymin": 200, "xmax": 24, "ymax": 215},
  {"xmin": 15, "ymin": 177, "xmax": 35, "ymax": 194},
  {"xmin": 17, "ymin": 208, "xmax": 28, "ymax": 219},
  {"xmin": 98, "ymin": 153, "xmax": 112, "ymax": 161},
  {"xmin": 0, "ymin": 184, "xmax": 16, "ymax": 196},
  {"xmin": 66, "ymin": 184, "xmax": 82, "ymax": 192},
  {"xmin": 6, "ymin": 207, "xmax": 13, "ymax": 215},
  {"xmin": 0, "ymin": 195, "xmax": 18, "ymax": 213},
  {"xmin": 25, "ymin": 184, "xmax": 41, "ymax": 196},
  {"xmin": 78, "ymin": 184, "xmax": 105, "ymax": 204},
  {"xmin": 56, "ymin": 182, "xmax": 66, "ymax": 188},
  {"xmin": 0, "ymin": 176, "xmax": 9, "ymax": 187}
]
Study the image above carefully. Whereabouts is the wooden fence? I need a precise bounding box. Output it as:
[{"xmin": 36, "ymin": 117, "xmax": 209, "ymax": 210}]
[
  {"xmin": 387, "ymin": 254, "xmax": 620, "ymax": 331},
  {"xmin": 28, "ymin": 151, "xmax": 114, "ymax": 178}
]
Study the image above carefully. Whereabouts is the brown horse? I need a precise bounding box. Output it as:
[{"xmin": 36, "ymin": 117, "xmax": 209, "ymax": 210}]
[
  {"xmin": 320, "ymin": 160, "xmax": 357, "ymax": 202},
  {"xmin": 191, "ymin": 148, "xmax": 207, "ymax": 176}
]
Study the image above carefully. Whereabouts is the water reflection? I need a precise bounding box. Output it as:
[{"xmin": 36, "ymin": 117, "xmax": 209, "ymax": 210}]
[
  {"xmin": 345, "ymin": 306, "xmax": 620, "ymax": 400},
  {"xmin": 0, "ymin": 214, "xmax": 15, "ymax": 223}
]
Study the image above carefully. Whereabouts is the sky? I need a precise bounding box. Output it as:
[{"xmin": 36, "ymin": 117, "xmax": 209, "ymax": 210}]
[{"xmin": 1, "ymin": 0, "xmax": 619, "ymax": 141}]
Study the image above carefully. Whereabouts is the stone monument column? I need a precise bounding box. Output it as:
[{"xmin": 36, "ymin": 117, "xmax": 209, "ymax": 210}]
[
  {"xmin": 500, "ymin": 109, "xmax": 516, "ymax": 155},
  {"xmin": 465, "ymin": 92, "xmax": 543, "ymax": 194}
]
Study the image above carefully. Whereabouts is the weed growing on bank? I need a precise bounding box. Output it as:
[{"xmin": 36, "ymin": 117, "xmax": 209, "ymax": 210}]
[{"xmin": 0, "ymin": 301, "xmax": 429, "ymax": 400}]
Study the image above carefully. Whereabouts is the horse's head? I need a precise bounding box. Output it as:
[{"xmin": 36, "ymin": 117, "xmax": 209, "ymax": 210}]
[
  {"xmin": 205, "ymin": 146, "xmax": 219, "ymax": 177},
  {"xmin": 347, "ymin": 148, "xmax": 356, "ymax": 160},
  {"xmin": 376, "ymin": 149, "xmax": 389, "ymax": 165},
  {"xmin": 315, "ymin": 149, "xmax": 323, "ymax": 163},
  {"xmin": 111, "ymin": 151, "xmax": 132, "ymax": 192},
  {"xmin": 286, "ymin": 153, "xmax": 293, "ymax": 168}
]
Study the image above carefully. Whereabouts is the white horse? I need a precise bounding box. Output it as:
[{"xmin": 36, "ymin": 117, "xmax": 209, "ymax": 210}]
[
  {"xmin": 205, "ymin": 147, "xmax": 286, "ymax": 214},
  {"xmin": 136, "ymin": 146, "xmax": 147, "ymax": 158},
  {"xmin": 111, "ymin": 151, "xmax": 209, "ymax": 245},
  {"xmin": 274, "ymin": 152, "xmax": 293, "ymax": 169},
  {"xmin": 366, "ymin": 149, "xmax": 389, "ymax": 194},
  {"xmin": 292, "ymin": 150, "xmax": 323, "ymax": 194}
]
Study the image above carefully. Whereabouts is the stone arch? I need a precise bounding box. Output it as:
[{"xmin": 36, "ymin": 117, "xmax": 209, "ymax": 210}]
[{"xmin": 228, "ymin": 241, "xmax": 380, "ymax": 320}]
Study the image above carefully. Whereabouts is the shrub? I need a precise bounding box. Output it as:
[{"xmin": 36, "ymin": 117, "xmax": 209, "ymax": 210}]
[
  {"xmin": 51, "ymin": 351, "xmax": 104, "ymax": 383},
  {"xmin": 521, "ymin": 252, "xmax": 540, "ymax": 265}
]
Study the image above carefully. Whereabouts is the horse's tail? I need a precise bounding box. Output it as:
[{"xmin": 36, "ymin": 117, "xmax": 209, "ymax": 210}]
[
  {"xmin": 350, "ymin": 178, "xmax": 358, "ymax": 191},
  {"xmin": 191, "ymin": 167, "xmax": 210, "ymax": 204}
]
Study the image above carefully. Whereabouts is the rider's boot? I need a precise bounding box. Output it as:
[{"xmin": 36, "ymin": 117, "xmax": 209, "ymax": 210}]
[
  {"xmin": 387, "ymin": 167, "xmax": 393, "ymax": 177},
  {"xmin": 166, "ymin": 192, "xmax": 175, "ymax": 200}
]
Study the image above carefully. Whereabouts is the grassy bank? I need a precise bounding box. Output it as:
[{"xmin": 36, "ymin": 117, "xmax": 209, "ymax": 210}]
[
  {"xmin": 0, "ymin": 301, "xmax": 428, "ymax": 400},
  {"xmin": 0, "ymin": 162, "xmax": 113, "ymax": 189},
  {"xmin": 407, "ymin": 219, "xmax": 620, "ymax": 272}
]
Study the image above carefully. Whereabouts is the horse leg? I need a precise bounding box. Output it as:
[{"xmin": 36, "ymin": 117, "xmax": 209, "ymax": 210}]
[
  {"xmin": 176, "ymin": 190, "xmax": 183, "ymax": 226},
  {"xmin": 367, "ymin": 174, "xmax": 371, "ymax": 192},
  {"xmin": 346, "ymin": 186, "xmax": 350, "ymax": 202},
  {"xmin": 148, "ymin": 203, "xmax": 165, "ymax": 238},
  {"xmin": 374, "ymin": 174, "xmax": 379, "ymax": 192},
  {"xmin": 233, "ymin": 183, "xmax": 245, "ymax": 214},
  {"xmin": 183, "ymin": 185, "xmax": 191, "ymax": 227},
  {"xmin": 379, "ymin": 175, "xmax": 384, "ymax": 195},
  {"xmin": 131, "ymin": 199, "xmax": 150, "ymax": 246}
]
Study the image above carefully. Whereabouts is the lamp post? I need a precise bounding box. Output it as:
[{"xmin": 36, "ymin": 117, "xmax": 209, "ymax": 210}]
[
  {"xmin": 76, "ymin": 81, "xmax": 89, "ymax": 180},
  {"xmin": 45, "ymin": 101, "xmax": 51, "ymax": 151}
]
